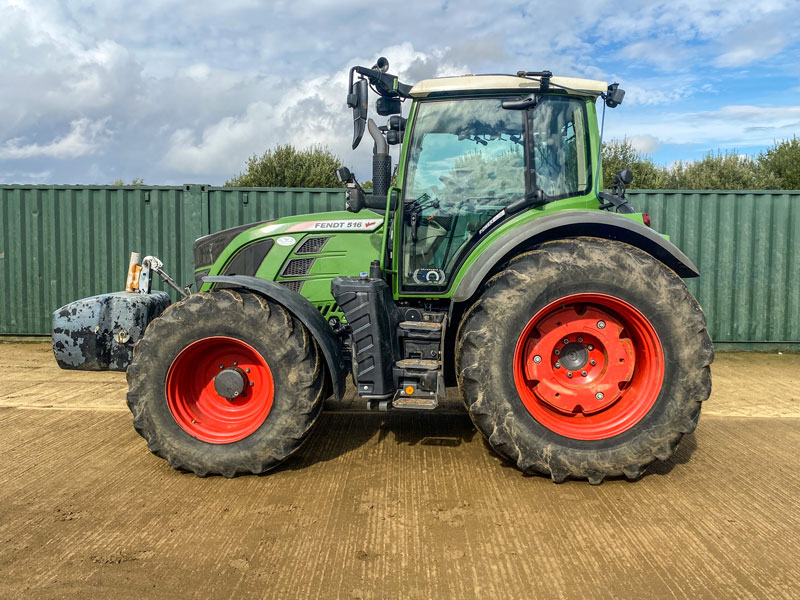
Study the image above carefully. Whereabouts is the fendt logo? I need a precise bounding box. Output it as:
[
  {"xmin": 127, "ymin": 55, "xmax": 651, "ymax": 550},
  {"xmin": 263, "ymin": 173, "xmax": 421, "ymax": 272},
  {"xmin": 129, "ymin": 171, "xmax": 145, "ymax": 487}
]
[{"xmin": 287, "ymin": 219, "xmax": 383, "ymax": 233}]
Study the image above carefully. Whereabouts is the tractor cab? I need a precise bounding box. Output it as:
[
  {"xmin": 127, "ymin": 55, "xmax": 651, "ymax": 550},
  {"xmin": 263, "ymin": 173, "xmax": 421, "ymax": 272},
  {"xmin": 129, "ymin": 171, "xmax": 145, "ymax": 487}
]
[{"xmin": 341, "ymin": 59, "xmax": 627, "ymax": 295}]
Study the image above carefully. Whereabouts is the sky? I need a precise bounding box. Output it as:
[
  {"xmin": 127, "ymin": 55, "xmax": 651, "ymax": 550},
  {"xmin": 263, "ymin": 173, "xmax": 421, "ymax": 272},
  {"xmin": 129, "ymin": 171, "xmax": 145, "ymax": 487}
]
[{"xmin": 0, "ymin": 0, "xmax": 798, "ymax": 186}]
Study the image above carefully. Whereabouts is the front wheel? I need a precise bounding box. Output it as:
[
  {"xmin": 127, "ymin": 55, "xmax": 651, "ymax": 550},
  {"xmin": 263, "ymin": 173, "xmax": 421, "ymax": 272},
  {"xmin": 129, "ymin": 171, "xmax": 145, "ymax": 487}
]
[
  {"xmin": 127, "ymin": 289, "xmax": 325, "ymax": 477},
  {"xmin": 455, "ymin": 237, "xmax": 714, "ymax": 484}
]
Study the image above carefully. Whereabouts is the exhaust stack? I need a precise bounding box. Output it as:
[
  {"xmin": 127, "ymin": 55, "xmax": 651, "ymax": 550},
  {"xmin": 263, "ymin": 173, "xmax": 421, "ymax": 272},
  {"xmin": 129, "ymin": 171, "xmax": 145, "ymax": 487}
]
[{"xmin": 368, "ymin": 118, "xmax": 391, "ymax": 202}]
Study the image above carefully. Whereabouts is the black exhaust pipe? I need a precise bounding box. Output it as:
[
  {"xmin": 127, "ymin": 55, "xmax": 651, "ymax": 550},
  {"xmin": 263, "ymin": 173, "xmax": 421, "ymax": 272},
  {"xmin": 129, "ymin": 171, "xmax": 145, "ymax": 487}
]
[{"xmin": 368, "ymin": 118, "xmax": 391, "ymax": 201}]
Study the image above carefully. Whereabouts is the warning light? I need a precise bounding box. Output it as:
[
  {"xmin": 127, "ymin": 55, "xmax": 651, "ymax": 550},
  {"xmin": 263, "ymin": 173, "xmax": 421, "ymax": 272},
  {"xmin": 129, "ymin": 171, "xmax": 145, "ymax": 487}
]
[{"xmin": 405, "ymin": 386, "xmax": 415, "ymax": 395}]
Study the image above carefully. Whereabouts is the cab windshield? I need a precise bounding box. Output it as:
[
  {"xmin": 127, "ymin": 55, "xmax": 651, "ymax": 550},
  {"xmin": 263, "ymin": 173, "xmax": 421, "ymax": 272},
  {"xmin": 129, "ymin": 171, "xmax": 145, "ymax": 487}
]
[{"xmin": 401, "ymin": 96, "xmax": 590, "ymax": 291}]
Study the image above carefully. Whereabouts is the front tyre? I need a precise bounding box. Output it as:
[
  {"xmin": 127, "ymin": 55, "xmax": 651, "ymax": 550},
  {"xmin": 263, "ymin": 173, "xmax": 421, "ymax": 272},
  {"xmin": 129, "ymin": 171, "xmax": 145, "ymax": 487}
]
[
  {"xmin": 127, "ymin": 289, "xmax": 325, "ymax": 477},
  {"xmin": 455, "ymin": 237, "xmax": 714, "ymax": 484}
]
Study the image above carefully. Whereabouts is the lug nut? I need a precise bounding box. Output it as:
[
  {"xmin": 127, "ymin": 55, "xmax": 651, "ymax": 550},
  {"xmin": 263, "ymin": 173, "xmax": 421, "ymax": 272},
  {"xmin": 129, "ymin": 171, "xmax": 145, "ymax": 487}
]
[
  {"xmin": 219, "ymin": 364, "xmax": 224, "ymax": 369},
  {"xmin": 578, "ymin": 337, "xmax": 583, "ymax": 343},
  {"xmin": 554, "ymin": 362, "xmax": 561, "ymax": 369},
  {"xmin": 590, "ymin": 359, "xmax": 596, "ymax": 366},
  {"xmin": 533, "ymin": 355, "xmax": 542, "ymax": 364},
  {"xmin": 587, "ymin": 344, "xmax": 594, "ymax": 351},
  {"xmin": 554, "ymin": 349, "xmax": 560, "ymax": 356},
  {"xmin": 595, "ymin": 392, "xmax": 604, "ymax": 400},
  {"xmin": 233, "ymin": 361, "xmax": 238, "ymax": 366},
  {"xmin": 567, "ymin": 372, "xmax": 573, "ymax": 378},
  {"xmin": 249, "ymin": 381, "xmax": 254, "ymax": 387},
  {"xmin": 234, "ymin": 391, "xmax": 240, "ymax": 397},
  {"xmin": 581, "ymin": 370, "xmax": 587, "ymax": 376},
  {"xmin": 597, "ymin": 321, "xmax": 606, "ymax": 329},
  {"xmin": 245, "ymin": 368, "xmax": 250, "ymax": 373},
  {"xmin": 563, "ymin": 338, "xmax": 569, "ymax": 344}
]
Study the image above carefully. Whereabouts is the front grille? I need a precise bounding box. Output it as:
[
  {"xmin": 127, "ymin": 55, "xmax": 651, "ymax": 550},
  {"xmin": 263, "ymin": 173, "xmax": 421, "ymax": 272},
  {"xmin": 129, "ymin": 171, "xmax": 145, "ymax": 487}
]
[
  {"xmin": 281, "ymin": 257, "xmax": 315, "ymax": 277},
  {"xmin": 296, "ymin": 237, "xmax": 330, "ymax": 254},
  {"xmin": 279, "ymin": 280, "xmax": 304, "ymax": 293}
]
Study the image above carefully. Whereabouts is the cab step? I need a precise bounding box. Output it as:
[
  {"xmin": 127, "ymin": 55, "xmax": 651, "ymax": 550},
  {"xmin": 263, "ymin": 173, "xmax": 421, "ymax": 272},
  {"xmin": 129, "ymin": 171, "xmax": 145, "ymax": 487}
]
[
  {"xmin": 398, "ymin": 320, "xmax": 442, "ymax": 339},
  {"xmin": 395, "ymin": 358, "xmax": 439, "ymax": 370},
  {"xmin": 392, "ymin": 396, "xmax": 438, "ymax": 410}
]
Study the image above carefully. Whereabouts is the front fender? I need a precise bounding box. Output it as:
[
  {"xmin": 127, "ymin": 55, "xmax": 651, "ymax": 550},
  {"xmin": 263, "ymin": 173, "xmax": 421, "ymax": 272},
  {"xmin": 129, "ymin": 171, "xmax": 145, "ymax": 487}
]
[
  {"xmin": 204, "ymin": 275, "xmax": 346, "ymax": 401},
  {"xmin": 452, "ymin": 210, "xmax": 699, "ymax": 303}
]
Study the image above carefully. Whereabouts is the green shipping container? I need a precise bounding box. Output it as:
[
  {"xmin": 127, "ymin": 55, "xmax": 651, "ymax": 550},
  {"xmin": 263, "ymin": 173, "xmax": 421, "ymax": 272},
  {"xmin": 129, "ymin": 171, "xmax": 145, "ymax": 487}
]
[{"xmin": 1, "ymin": 185, "xmax": 799, "ymax": 348}]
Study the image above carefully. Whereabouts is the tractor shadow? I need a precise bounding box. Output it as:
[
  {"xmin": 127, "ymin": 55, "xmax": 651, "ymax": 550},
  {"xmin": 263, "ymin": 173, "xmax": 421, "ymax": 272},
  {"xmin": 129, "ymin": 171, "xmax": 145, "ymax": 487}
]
[
  {"xmin": 277, "ymin": 383, "xmax": 699, "ymax": 481},
  {"xmin": 278, "ymin": 405, "xmax": 476, "ymax": 472}
]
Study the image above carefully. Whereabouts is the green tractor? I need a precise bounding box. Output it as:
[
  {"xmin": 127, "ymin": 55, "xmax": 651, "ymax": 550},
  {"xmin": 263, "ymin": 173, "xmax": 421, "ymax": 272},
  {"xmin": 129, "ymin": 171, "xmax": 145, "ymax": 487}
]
[{"xmin": 53, "ymin": 58, "xmax": 713, "ymax": 483}]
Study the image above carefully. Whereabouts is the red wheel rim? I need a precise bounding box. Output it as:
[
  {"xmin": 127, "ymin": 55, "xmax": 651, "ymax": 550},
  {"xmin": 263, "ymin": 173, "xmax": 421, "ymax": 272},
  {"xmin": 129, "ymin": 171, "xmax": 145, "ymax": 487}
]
[
  {"xmin": 166, "ymin": 336, "xmax": 274, "ymax": 444},
  {"xmin": 513, "ymin": 293, "xmax": 664, "ymax": 440}
]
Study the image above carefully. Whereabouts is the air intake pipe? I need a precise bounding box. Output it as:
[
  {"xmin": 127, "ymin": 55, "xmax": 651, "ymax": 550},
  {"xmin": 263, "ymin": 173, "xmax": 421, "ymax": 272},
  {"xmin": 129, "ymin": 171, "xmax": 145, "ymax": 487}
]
[{"xmin": 368, "ymin": 118, "xmax": 391, "ymax": 202}]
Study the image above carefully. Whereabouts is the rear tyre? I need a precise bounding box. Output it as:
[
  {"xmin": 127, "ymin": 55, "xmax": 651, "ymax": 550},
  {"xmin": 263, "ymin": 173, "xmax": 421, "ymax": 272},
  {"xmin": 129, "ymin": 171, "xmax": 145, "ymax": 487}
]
[
  {"xmin": 455, "ymin": 237, "xmax": 713, "ymax": 484},
  {"xmin": 127, "ymin": 289, "xmax": 325, "ymax": 477}
]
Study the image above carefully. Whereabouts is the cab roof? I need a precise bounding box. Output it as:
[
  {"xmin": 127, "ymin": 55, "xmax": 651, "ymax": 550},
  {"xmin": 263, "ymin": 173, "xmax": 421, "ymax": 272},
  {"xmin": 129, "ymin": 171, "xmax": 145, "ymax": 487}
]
[{"xmin": 409, "ymin": 74, "xmax": 608, "ymax": 98}]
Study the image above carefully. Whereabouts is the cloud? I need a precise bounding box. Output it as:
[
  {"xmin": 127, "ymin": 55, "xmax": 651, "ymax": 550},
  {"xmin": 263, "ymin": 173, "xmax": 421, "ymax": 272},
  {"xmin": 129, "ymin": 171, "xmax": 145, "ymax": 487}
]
[
  {"xmin": 617, "ymin": 40, "xmax": 692, "ymax": 72},
  {"xmin": 1, "ymin": 1, "xmax": 799, "ymax": 183},
  {"xmin": 606, "ymin": 104, "xmax": 800, "ymax": 155},
  {"xmin": 628, "ymin": 135, "xmax": 663, "ymax": 154},
  {"xmin": 0, "ymin": 168, "xmax": 53, "ymax": 183},
  {"xmin": 161, "ymin": 43, "xmax": 458, "ymax": 178},
  {"xmin": 0, "ymin": 118, "xmax": 111, "ymax": 160}
]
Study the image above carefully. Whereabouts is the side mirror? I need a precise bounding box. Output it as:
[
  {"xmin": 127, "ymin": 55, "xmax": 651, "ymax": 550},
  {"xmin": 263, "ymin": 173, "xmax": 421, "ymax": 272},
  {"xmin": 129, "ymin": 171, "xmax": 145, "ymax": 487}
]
[
  {"xmin": 615, "ymin": 169, "xmax": 633, "ymax": 185},
  {"xmin": 347, "ymin": 79, "xmax": 368, "ymax": 149},
  {"xmin": 612, "ymin": 169, "xmax": 633, "ymax": 199}
]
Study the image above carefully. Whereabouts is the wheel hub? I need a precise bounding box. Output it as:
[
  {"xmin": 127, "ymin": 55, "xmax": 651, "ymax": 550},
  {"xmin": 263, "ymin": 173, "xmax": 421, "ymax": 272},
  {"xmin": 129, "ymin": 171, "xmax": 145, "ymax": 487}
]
[
  {"xmin": 558, "ymin": 342, "xmax": 588, "ymax": 371},
  {"xmin": 214, "ymin": 367, "xmax": 248, "ymax": 400},
  {"xmin": 165, "ymin": 336, "xmax": 274, "ymax": 444},
  {"xmin": 513, "ymin": 293, "xmax": 664, "ymax": 440}
]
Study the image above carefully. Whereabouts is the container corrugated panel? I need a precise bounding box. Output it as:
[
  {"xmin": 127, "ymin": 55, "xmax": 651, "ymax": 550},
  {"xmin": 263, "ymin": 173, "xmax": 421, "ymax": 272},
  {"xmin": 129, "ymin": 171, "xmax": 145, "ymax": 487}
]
[
  {"xmin": 206, "ymin": 187, "xmax": 345, "ymax": 231},
  {"xmin": 627, "ymin": 190, "xmax": 800, "ymax": 344},
  {"xmin": 2, "ymin": 185, "xmax": 799, "ymax": 343},
  {"xmin": 0, "ymin": 185, "xmax": 204, "ymax": 335}
]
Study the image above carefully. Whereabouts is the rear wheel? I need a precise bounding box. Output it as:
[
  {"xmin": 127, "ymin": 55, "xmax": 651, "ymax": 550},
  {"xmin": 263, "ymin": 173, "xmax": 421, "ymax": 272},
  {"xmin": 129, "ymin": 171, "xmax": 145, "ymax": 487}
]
[
  {"xmin": 127, "ymin": 289, "xmax": 325, "ymax": 477},
  {"xmin": 455, "ymin": 237, "xmax": 713, "ymax": 484}
]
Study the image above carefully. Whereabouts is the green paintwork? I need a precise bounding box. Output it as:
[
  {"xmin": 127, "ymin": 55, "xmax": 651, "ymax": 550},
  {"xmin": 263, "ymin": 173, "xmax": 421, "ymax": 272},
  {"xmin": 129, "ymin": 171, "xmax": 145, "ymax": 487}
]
[{"xmin": 199, "ymin": 210, "xmax": 386, "ymax": 321}]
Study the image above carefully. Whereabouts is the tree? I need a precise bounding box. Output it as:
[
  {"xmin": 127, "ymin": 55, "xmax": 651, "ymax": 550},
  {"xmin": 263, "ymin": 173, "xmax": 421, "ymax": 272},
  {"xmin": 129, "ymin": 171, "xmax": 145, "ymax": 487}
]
[
  {"xmin": 662, "ymin": 152, "xmax": 774, "ymax": 190},
  {"xmin": 226, "ymin": 144, "xmax": 345, "ymax": 188},
  {"xmin": 112, "ymin": 177, "xmax": 145, "ymax": 186},
  {"xmin": 758, "ymin": 137, "xmax": 800, "ymax": 189},
  {"xmin": 601, "ymin": 139, "xmax": 664, "ymax": 189}
]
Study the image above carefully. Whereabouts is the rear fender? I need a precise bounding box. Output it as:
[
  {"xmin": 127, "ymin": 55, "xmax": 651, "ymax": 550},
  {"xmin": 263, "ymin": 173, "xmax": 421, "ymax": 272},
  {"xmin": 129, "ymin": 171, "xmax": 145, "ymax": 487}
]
[
  {"xmin": 452, "ymin": 210, "xmax": 699, "ymax": 303},
  {"xmin": 204, "ymin": 275, "xmax": 346, "ymax": 401}
]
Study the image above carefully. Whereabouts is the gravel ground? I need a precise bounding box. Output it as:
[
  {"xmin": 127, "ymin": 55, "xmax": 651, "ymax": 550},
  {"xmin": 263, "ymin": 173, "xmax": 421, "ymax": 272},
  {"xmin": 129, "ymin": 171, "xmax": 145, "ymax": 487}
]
[{"xmin": 1, "ymin": 342, "xmax": 799, "ymax": 599}]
